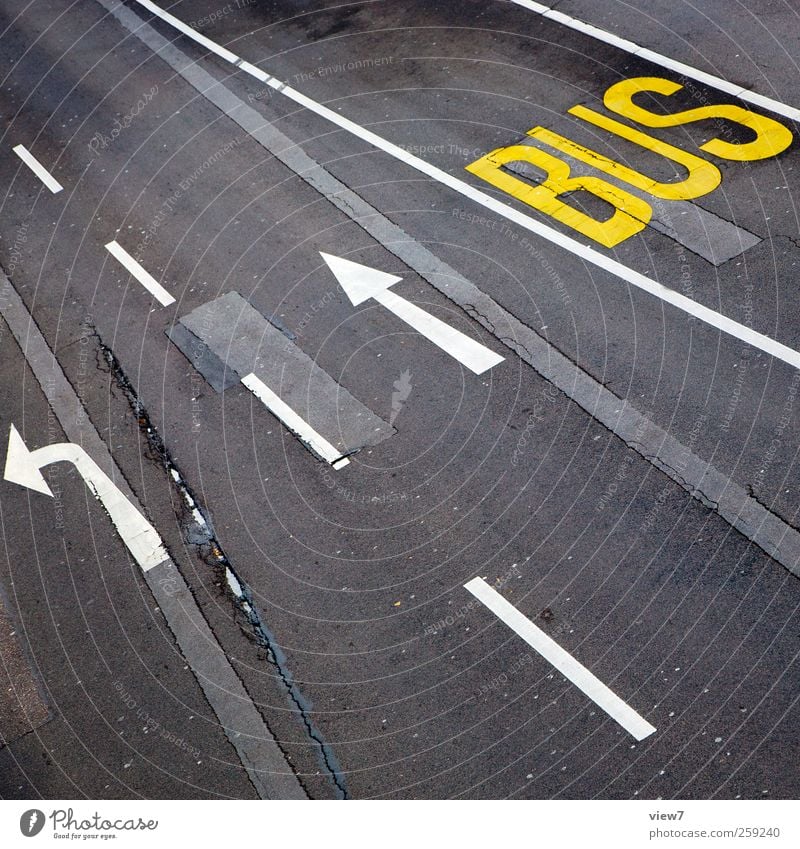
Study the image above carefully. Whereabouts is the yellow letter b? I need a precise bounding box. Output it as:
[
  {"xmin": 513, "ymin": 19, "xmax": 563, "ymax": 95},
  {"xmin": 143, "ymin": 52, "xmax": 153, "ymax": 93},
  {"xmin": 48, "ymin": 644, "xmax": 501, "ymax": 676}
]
[{"xmin": 466, "ymin": 142, "xmax": 651, "ymax": 248}]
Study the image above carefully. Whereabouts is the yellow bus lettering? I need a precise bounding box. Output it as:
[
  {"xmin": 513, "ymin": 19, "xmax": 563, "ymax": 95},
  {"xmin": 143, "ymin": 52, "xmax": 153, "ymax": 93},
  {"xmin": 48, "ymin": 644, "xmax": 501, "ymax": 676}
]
[
  {"xmin": 603, "ymin": 76, "xmax": 792, "ymax": 161},
  {"xmin": 563, "ymin": 106, "xmax": 722, "ymax": 200},
  {"xmin": 465, "ymin": 142, "xmax": 651, "ymax": 248}
]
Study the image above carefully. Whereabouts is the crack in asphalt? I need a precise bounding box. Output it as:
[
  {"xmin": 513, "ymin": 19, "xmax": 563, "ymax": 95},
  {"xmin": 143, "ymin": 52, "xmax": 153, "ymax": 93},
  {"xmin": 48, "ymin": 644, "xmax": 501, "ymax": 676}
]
[
  {"xmin": 773, "ymin": 233, "xmax": 800, "ymax": 252},
  {"xmin": 746, "ymin": 483, "xmax": 800, "ymax": 533},
  {"xmin": 94, "ymin": 336, "xmax": 347, "ymax": 799}
]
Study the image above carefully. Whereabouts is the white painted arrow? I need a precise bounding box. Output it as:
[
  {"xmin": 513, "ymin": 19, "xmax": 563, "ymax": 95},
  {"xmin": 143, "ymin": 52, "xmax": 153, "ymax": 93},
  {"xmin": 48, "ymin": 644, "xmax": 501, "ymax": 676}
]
[
  {"xmin": 4, "ymin": 425, "xmax": 168, "ymax": 571},
  {"xmin": 320, "ymin": 252, "xmax": 504, "ymax": 375}
]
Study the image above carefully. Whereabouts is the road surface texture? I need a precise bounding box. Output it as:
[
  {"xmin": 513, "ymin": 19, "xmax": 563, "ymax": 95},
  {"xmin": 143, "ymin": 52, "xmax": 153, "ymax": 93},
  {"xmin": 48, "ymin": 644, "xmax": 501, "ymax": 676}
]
[{"xmin": 0, "ymin": 0, "xmax": 798, "ymax": 800}]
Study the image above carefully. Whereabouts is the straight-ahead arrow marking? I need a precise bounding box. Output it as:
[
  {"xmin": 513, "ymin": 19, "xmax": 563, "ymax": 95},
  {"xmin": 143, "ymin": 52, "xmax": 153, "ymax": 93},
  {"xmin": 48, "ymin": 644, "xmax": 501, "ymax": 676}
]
[
  {"xmin": 4, "ymin": 425, "xmax": 169, "ymax": 571},
  {"xmin": 320, "ymin": 252, "xmax": 504, "ymax": 375}
]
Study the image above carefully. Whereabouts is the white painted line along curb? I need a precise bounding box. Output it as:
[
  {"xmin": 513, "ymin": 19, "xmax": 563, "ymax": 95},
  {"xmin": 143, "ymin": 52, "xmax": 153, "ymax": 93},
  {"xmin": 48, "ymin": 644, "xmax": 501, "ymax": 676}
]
[
  {"xmin": 242, "ymin": 372, "xmax": 350, "ymax": 468},
  {"xmin": 465, "ymin": 577, "xmax": 657, "ymax": 741},
  {"xmin": 104, "ymin": 240, "xmax": 175, "ymax": 306},
  {"xmin": 508, "ymin": 0, "xmax": 800, "ymax": 123},
  {"xmin": 12, "ymin": 144, "xmax": 63, "ymax": 193},
  {"xmin": 129, "ymin": 0, "xmax": 800, "ymax": 374},
  {"xmin": 4, "ymin": 425, "xmax": 169, "ymax": 571}
]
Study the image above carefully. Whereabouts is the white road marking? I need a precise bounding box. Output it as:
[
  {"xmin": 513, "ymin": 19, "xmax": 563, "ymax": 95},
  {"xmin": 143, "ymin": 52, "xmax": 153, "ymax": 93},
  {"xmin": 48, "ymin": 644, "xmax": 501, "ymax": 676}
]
[
  {"xmin": 236, "ymin": 59, "xmax": 270, "ymax": 82},
  {"xmin": 465, "ymin": 577, "xmax": 657, "ymax": 741},
  {"xmin": 104, "ymin": 240, "xmax": 175, "ymax": 306},
  {"xmin": 132, "ymin": 0, "xmax": 800, "ymax": 372},
  {"xmin": 99, "ymin": 1, "xmax": 800, "ymax": 581},
  {"xmin": 12, "ymin": 144, "xmax": 63, "ymax": 193},
  {"xmin": 4, "ymin": 425, "xmax": 169, "ymax": 571},
  {"xmin": 320, "ymin": 252, "xmax": 504, "ymax": 375},
  {"xmin": 135, "ymin": 0, "xmax": 239, "ymax": 63},
  {"xmin": 0, "ymin": 268, "xmax": 305, "ymax": 799},
  {"xmin": 241, "ymin": 372, "xmax": 350, "ymax": 468},
  {"xmin": 508, "ymin": 1, "xmax": 800, "ymax": 123}
]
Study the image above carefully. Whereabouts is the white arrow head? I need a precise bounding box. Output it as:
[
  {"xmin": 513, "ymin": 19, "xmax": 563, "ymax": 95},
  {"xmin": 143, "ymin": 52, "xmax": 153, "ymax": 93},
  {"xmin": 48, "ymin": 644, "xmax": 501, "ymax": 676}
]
[
  {"xmin": 4, "ymin": 425, "xmax": 53, "ymax": 497},
  {"xmin": 320, "ymin": 251, "xmax": 403, "ymax": 306}
]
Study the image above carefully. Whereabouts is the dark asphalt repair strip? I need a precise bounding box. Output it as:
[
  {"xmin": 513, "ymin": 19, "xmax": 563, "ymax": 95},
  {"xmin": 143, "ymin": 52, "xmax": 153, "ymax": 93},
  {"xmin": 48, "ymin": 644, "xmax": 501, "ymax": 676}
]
[
  {"xmin": 96, "ymin": 0, "xmax": 800, "ymax": 580},
  {"xmin": 0, "ymin": 268, "xmax": 307, "ymax": 799},
  {"xmin": 97, "ymin": 342, "xmax": 348, "ymax": 798}
]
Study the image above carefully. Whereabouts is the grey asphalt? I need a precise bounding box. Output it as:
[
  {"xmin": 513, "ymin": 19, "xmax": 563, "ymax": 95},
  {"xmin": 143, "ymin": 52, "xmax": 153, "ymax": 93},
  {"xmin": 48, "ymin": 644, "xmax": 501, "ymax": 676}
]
[{"xmin": 0, "ymin": 0, "xmax": 798, "ymax": 800}]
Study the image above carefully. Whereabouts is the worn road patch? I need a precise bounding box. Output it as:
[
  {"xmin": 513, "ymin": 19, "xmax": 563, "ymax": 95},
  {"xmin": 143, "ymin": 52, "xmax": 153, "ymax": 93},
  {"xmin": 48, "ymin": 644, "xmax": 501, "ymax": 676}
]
[
  {"xmin": 174, "ymin": 292, "xmax": 395, "ymax": 455},
  {"xmin": 0, "ymin": 589, "xmax": 50, "ymax": 747}
]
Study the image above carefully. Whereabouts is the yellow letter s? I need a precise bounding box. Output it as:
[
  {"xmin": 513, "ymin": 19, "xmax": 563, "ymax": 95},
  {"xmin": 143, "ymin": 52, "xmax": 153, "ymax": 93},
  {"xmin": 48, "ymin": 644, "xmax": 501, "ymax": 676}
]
[{"xmin": 603, "ymin": 76, "xmax": 792, "ymax": 161}]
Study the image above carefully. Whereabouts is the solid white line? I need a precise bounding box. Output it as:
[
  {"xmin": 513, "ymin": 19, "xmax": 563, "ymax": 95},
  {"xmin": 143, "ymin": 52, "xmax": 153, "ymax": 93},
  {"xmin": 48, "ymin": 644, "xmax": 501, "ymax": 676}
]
[
  {"xmin": 241, "ymin": 372, "xmax": 350, "ymax": 468},
  {"xmin": 321, "ymin": 250, "xmax": 504, "ymax": 374},
  {"xmin": 12, "ymin": 144, "xmax": 63, "ymax": 193},
  {"xmin": 465, "ymin": 577, "xmax": 657, "ymax": 741},
  {"xmin": 104, "ymin": 240, "xmax": 175, "ymax": 306},
  {"xmin": 243, "ymin": 77, "xmax": 800, "ymax": 372},
  {"xmin": 507, "ymin": 0, "xmax": 800, "ymax": 123},
  {"xmin": 131, "ymin": 0, "xmax": 800, "ymax": 373},
  {"xmin": 134, "ymin": 0, "xmax": 239, "ymax": 63}
]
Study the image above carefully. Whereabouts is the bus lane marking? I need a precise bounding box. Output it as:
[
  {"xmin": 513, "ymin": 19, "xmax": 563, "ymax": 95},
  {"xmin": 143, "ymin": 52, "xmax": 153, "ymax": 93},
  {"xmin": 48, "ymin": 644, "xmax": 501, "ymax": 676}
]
[{"xmin": 124, "ymin": 0, "xmax": 800, "ymax": 374}]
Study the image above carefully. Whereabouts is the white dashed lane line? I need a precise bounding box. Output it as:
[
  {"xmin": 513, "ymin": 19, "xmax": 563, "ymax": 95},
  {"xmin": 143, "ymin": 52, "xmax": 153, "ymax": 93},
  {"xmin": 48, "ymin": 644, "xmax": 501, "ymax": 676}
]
[
  {"xmin": 320, "ymin": 251, "xmax": 504, "ymax": 375},
  {"xmin": 126, "ymin": 0, "xmax": 800, "ymax": 373},
  {"xmin": 508, "ymin": 0, "xmax": 800, "ymax": 123},
  {"xmin": 465, "ymin": 578, "xmax": 657, "ymax": 741},
  {"xmin": 105, "ymin": 240, "xmax": 175, "ymax": 307},
  {"xmin": 174, "ymin": 291, "xmax": 394, "ymax": 463},
  {"xmin": 242, "ymin": 373, "xmax": 351, "ymax": 469},
  {"xmin": 12, "ymin": 144, "xmax": 63, "ymax": 193}
]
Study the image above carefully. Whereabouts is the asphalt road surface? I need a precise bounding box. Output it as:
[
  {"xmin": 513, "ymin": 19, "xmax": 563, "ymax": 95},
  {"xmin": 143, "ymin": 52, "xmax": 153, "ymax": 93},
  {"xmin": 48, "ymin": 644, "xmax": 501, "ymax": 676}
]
[{"xmin": 0, "ymin": 0, "xmax": 799, "ymax": 800}]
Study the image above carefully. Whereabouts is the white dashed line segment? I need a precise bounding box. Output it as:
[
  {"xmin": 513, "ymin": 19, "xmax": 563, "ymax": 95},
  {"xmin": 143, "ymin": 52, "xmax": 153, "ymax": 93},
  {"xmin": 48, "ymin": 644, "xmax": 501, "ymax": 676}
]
[
  {"xmin": 12, "ymin": 144, "xmax": 63, "ymax": 193},
  {"xmin": 101, "ymin": 0, "xmax": 800, "ymax": 580},
  {"xmin": 104, "ymin": 240, "xmax": 175, "ymax": 307},
  {"xmin": 465, "ymin": 577, "xmax": 657, "ymax": 741}
]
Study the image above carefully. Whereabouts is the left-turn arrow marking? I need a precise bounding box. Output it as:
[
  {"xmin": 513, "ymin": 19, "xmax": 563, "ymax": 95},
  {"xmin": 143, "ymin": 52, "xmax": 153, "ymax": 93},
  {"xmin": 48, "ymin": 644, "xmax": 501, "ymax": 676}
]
[{"xmin": 4, "ymin": 425, "xmax": 169, "ymax": 571}]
